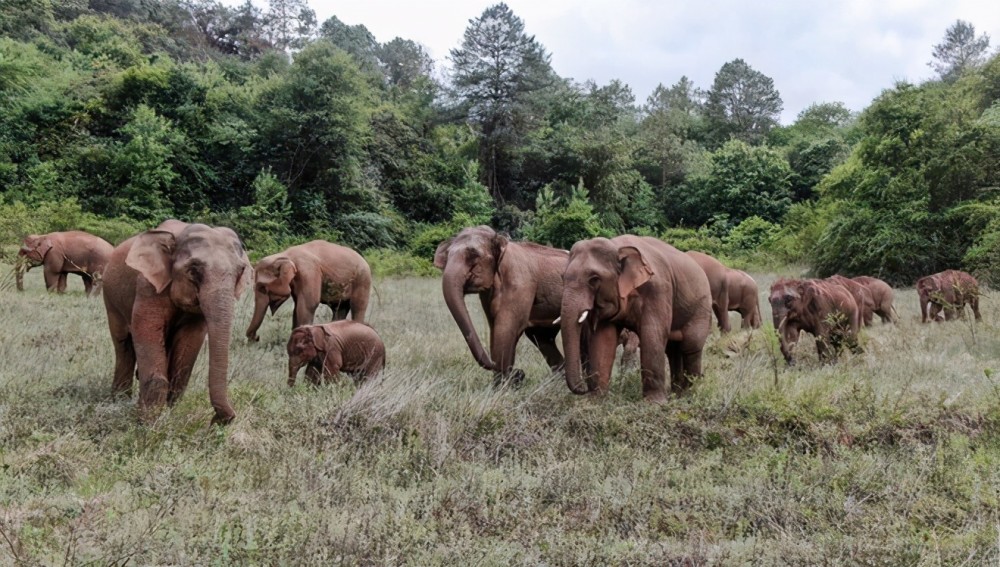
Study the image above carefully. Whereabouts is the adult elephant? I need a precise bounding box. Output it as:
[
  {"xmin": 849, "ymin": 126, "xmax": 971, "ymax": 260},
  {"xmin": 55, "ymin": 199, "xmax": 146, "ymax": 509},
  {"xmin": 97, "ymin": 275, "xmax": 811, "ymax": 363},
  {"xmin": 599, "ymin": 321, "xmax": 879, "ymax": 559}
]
[
  {"xmin": 770, "ymin": 278, "xmax": 861, "ymax": 365},
  {"xmin": 245, "ymin": 241, "xmax": 371, "ymax": 342},
  {"xmin": 561, "ymin": 236, "xmax": 712, "ymax": 401},
  {"xmin": 725, "ymin": 269, "xmax": 761, "ymax": 329},
  {"xmin": 852, "ymin": 276, "xmax": 897, "ymax": 324},
  {"xmin": 102, "ymin": 221, "xmax": 252, "ymax": 425},
  {"xmin": 917, "ymin": 270, "xmax": 981, "ymax": 323},
  {"xmin": 826, "ymin": 274, "xmax": 876, "ymax": 327},
  {"xmin": 435, "ymin": 226, "xmax": 567, "ymax": 386},
  {"xmin": 685, "ymin": 251, "xmax": 731, "ymax": 333},
  {"xmin": 19, "ymin": 231, "xmax": 114, "ymax": 296}
]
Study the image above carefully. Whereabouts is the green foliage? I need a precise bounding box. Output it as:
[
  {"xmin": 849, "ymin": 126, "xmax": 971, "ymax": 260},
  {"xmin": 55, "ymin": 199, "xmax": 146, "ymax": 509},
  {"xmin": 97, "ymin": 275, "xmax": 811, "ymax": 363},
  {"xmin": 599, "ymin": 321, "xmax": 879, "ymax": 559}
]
[
  {"xmin": 659, "ymin": 226, "xmax": 724, "ymax": 256},
  {"xmin": 725, "ymin": 215, "xmax": 780, "ymax": 253},
  {"xmin": 704, "ymin": 59, "xmax": 782, "ymax": 146},
  {"xmin": 365, "ymin": 248, "xmax": 437, "ymax": 278},
  {"xmin": 0, "ymin": 197, "xmax": 142, "ymax": 247},
  {"xmin": 522, "ymin": 181, "xmax": 608, "ymax": 249}
]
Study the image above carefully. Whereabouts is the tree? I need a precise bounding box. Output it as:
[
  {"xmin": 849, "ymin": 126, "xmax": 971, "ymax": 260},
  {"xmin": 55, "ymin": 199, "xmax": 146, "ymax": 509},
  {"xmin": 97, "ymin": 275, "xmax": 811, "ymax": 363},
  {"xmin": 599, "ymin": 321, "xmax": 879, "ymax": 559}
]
[
  {"xmin": 380, "ymin": 37, "xmax": 434, "ymax": 91},
  {"xmin": 264, "ymin": 0, "xmax": 315, "ymax": 52},
  {"xmin": 704, "ymin": 59, "xmax": 782, "ymax": 146},
  {"xmin": 639, "ymin": 76, "xmax": 705, "ymax": 188},
  {"xmin": 449, "ymin": 2, "xmax": 552, "ymax": 205},
  {"xmin": 318, "ymin": 15, "xmax": 379, "ymax": 74},
  {"xmin": 929, "ymin": 20, "xmax": 990, "ymax": 82}
]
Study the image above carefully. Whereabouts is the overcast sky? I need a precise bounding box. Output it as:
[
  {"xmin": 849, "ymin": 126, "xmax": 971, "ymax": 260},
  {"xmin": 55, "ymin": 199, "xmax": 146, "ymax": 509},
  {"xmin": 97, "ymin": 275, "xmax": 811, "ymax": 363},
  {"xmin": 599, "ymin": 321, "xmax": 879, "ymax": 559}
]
[{"xmin": 277, "ymin": 0, "xmax": 1000, "ymax": 124}]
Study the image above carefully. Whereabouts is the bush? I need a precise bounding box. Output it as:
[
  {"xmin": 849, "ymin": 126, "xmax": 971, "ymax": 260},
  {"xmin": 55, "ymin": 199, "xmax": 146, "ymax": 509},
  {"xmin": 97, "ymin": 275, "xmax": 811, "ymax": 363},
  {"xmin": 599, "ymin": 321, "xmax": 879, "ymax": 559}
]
[
  {"xmin": 659, "ymin": 226, "xmax": 724, "ymax": 256},
  {"xmin": 523, "ymin": 182, "xmax": 609, "ymax": 250},
  {"xmin": 725, "ymin": 215, "xmax": 780, "ymax": 253},
  {"xmin": 365, "ymin": 248, "xmax": 437, "ymax": 278}
]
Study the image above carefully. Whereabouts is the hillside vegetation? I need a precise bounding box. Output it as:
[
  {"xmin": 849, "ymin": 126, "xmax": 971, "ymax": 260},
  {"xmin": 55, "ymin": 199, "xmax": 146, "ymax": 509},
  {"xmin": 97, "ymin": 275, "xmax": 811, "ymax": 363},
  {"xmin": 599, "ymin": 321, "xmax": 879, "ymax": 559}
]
[
  {"xmin": 2, "ymin": 270, "xmax": 1000, "ymax": 564},
  {"xmin": 1, "ymin": 3, "xmax": 1000, "ymax": 284}
]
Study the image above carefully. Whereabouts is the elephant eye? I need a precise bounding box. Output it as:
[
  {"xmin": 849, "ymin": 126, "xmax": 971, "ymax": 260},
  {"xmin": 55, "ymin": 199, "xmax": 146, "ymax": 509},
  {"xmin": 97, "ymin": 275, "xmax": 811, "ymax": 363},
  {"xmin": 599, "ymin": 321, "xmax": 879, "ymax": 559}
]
[{"xmin": 588, "ymin": 274, "xmax": 600, "ymax": 287}]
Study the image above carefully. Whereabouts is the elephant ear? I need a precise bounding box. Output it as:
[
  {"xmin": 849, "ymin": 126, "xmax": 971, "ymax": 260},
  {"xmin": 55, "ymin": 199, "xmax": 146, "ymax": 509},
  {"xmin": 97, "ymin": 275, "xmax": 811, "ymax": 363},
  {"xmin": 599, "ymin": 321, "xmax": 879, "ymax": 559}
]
[
  {"xmin": 234, "ymin": 260, "xmax": 253, "ymax": 299},
  {"xmin": 617, "ymin": 246, "xmax": 653, "ymax": 302},
  {"xmin": 309, "ymin": 326, "xmax": 329, "ymax": 348},
  {"xmin": 36, "ymin": 238, "xmax": 54, "ymax": 260},
  {"xmin": 433, "ymin": 238, "xmax": 454, "ymax": 270},
  {"xmin": 126, "ymin": 230, "xmax": 176, "ymax": 294},
  {"xmin": 491, "ymin": 233, "xmax": 509, "ymax": 267}
]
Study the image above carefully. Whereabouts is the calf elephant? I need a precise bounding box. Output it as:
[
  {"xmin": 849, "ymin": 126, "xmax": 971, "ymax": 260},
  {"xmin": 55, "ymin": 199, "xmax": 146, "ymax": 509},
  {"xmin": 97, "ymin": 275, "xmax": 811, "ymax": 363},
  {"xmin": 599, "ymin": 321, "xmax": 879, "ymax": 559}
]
[
  {"xmin": 852, "ymin": 276, "xmax": 897, "ymax": 324},
  {"xmin": 725, "ymin": 269, "xmax": 761, "ymax": 329},
  {"xmin": 561, "ymin": 236, "xmax": 712, "ymax": 401},
  {"xmin": 102, "ymin": 221, "xmax": 252, "ymax": 425},
  {"xmin": 826, "ymin": 274, "xmax": 876, "ymax": 327},
  {"xmin": 246, "ymin": 240, "xmax": 371, "ymax": 342},
  {"xmin": 435, "ymin": 226, "xmax": 567, "ymax": 386},
  {"xmin": 917, "ymin": 270, "xmax": 981, "ymax": 323},
  {"xmin": 19, "ymin": 231, "xmax": 114, "ymax": 296},
  {"xmin": 287, "ymin": 320, "xmax": 385, "ymax": 386},
  {"xmin": 770, "ymin": 278, "xmax": 861, "ymax": 366},
  {"xmin": 686, "ymin": 251, "xmax": 731, "ymax": 333}
]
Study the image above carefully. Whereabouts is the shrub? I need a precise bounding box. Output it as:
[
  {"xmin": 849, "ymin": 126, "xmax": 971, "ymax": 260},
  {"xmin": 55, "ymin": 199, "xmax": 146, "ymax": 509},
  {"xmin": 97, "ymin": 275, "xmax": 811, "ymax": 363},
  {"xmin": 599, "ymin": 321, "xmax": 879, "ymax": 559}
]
[
  {"xmin": 365, "ymin": 248, "xmax": 437, "ymax": 278},
  {"xmin": 725, "ymin": 215, "xmax": 780, "ymax": 253},
  {"xmin": 660, "ymin": 226, "xmax": 724, "ymax": 256}
]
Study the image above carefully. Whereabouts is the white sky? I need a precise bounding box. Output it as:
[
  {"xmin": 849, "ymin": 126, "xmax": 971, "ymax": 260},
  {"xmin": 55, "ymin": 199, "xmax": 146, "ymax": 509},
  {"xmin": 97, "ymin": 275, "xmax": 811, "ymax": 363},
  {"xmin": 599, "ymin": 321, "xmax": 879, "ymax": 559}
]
[{"xmin": 255, "ymin": 0, "xmax": 1000, "ymax": 124}]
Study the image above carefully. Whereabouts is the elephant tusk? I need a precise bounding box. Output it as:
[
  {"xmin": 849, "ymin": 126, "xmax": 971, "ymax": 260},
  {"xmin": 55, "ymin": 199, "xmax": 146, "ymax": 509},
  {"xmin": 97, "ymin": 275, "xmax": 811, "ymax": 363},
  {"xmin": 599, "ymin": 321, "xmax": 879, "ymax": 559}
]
[
  {"xmin": 552, "ymin": 316, "xmax": 561, "ymax": 325},
  {"xmin": 777, "ymin": 315, "xmax": 787, "ymax": 333},
  {"xmin": 578, "ymin": 310, "xmax": 589, "ymax": 324}
]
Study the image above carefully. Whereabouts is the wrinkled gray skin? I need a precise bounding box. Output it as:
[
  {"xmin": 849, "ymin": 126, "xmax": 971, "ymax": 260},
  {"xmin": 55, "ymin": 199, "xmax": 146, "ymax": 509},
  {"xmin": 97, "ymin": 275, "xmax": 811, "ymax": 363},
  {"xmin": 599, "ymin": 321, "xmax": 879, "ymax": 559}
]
[
  {"xmin": 102, "ymin": 220, "xmax": 252, "ymax": 425},
  {"xmin": 287, "ymin": 320, "xmax": 386, "ymax": 386},
  {"xmin": 560, "ymin": 236, "xmax": 712, "ymax": 401}
]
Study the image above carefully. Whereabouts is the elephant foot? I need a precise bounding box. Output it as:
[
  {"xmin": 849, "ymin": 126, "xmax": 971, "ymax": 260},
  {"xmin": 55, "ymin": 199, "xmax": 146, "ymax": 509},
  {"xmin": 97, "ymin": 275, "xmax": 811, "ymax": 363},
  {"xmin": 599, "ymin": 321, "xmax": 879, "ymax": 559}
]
[
  {"xmin": 211, "ymin": 409, "xmax": 236, "ymax": 426},
  {"xmin": 493, "ymin": 368, "xmax": 526, "ymax": 389},
  {"xmin": 643, "ymin": 391, "xmax": 669, "ymax": 405}
]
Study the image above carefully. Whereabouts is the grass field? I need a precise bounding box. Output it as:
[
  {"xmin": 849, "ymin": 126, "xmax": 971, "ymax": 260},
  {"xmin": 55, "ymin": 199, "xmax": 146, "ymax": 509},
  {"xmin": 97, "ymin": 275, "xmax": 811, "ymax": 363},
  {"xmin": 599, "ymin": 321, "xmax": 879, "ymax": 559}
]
[{"xmin": 3, "ymin": 266, "xmax": 1000, "ymax": 565}]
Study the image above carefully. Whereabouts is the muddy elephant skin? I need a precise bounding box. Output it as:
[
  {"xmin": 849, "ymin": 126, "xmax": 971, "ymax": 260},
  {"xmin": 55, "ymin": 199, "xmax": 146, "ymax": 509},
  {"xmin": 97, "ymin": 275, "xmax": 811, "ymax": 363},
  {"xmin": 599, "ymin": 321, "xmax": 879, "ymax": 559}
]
[
  {"xmin": 19, "ymin": 231, "xmax": 114, "ymax": 296},
  {"xmin": 287, "ymin": 320, "xmax": 386, "ymax": 386}
]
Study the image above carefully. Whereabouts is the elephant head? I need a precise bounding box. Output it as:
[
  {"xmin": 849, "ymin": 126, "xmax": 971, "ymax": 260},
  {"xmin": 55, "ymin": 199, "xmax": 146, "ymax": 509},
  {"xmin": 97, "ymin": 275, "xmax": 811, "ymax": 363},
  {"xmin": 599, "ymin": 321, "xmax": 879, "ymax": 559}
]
[
  {"xmin": 559, "ymin": 238, "xmax": 651, "ymax": 394},
  {"xmin": 434, "ymin": 226, "xmax": 509, "ymax": 370},
  {"xmin": 769, "ymin": 279, "xmax": 805, "ymax": 356},
  {"xmin": 19, "ymin": 234, "xmax": 52, "ymax": 266},
  {"xmin": 126, "ymin": 224, "xmax": 252, "ymax": 424},
  {"xmin": 286, "ymin": 325, "xmax": 326, "ymax": 386},
  {"xmin": 916, "ymin": 275, "xmax": 946, "ymax": 322},
  {"xmin": 246, "ymin": 255, "xmax": 297, "ymax": 341}
]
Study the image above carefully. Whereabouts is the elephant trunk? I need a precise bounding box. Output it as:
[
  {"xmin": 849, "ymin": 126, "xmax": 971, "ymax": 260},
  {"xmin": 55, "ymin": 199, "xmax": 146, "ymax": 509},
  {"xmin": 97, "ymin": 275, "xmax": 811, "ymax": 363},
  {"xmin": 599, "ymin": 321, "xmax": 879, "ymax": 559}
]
[
  {"xmin": 288, "ymin": 358, "xmax": 302, "ymax": 387},
  {"xmin": 246, "ymin": 289, "xmax": 268, "ymax": 341},
  {"xmin": 560, "ymin": 292, "xmax": 593, "ymax": 395},
  {"xmin": 202, "ymin": 288, "xmax": 237, "ymax": 425},
  {"xmin": 442, "ymin": 264, "xmax": 494, "ymax": 370}
]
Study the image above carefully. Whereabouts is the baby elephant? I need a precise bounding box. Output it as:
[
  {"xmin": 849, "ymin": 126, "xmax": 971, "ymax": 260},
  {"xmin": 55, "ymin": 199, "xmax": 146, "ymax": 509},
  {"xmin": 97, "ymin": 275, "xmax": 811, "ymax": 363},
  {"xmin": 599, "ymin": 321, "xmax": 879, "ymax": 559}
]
[{"xmin": 287, "ymin": 321, "xmax": 385, "ymax": 386}]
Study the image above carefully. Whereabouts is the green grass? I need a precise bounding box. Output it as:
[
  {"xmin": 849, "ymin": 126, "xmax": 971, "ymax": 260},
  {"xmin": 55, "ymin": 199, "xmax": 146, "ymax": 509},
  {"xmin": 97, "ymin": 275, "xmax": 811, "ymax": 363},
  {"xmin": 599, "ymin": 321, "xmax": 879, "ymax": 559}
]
[{"xmin": 3, "ymin": 267, "xmax": 1000, "ymax": 564}]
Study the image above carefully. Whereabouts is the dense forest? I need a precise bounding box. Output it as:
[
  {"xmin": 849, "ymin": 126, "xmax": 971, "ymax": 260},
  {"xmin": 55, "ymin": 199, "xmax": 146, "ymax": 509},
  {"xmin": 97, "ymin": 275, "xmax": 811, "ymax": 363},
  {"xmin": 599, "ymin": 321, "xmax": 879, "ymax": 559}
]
[{"xmin": 2, "ymin": 0, "xmax": 1000, "ymax": 284}]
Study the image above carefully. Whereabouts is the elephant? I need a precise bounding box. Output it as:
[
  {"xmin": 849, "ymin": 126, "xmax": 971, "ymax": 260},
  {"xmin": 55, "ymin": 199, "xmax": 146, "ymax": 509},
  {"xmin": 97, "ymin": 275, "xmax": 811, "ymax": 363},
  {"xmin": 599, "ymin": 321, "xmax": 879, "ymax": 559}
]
[
  {"xmin": 18, "ymin": 231, "xmax": 114, "ymax": 296},
  {"xmin": 826, "ymin": 274, "xmax": 876, "ymax": 327},
  {"xmin": 770, "ymin": 278, "xmax": 861, "ymax": 365},
  {"xmin": 725, "ymin": 269, "xmax": 761, "ymax": 329},
  {"xmin": 852, "ymin": 276, "xmax": 897, "ymax": 324},
  {"xmin": 435, "ymin": 226, "xmax": 567, "ymax": 386},
  {"xmin": 685, "ymin": 251, "xmax": 731, "ymax": 333},
  {"xmin": 246, "ymin": 240, "xmax": 371, "ymax": 342},
  {"xmin": 917, "ymin": 270, "xmax": 981, "ymax": 323},
  {"xmin": 286, "ymin": 320, "xmax": 385, "ymax": 386},
  {"xmin": 102, "ymin": 220, "xmax": 252, "ymax": 425},
  {"xmin": 560, "ymin": 235, "xmax": 712, "ymax": 401}
]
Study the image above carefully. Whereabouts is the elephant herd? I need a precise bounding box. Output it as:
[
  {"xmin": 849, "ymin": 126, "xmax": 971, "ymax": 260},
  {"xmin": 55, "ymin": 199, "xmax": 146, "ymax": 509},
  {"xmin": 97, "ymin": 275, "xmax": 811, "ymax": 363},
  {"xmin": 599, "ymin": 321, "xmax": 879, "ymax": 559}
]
[{"xmin": 13, "ymin": 223, "xmax": 985, "ymax": 425}]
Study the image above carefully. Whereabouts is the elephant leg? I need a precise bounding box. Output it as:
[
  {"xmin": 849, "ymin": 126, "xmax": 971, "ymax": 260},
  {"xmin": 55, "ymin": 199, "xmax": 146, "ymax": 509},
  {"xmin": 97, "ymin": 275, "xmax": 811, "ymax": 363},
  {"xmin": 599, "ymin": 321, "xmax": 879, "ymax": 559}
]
[
  {"xmin": 715, "ymin": 289, "xmax": 731, "ymax": 333},
  {"xmin": 586, "ymin": 324, "xmax": 618, "ymax": 394},
  {"xmin": 81, "ymin": 273, "xmax": 94, "ymax": 295},
  {"xmin": 665, "ymin": 342, "xmax": 684, "ymax": 393},
  {"xmin": 167, "ymin": 317, "xmax": 208, "ymax": 405},
  {"xmin": 524, "ymin": 327, "xmax": 564, "ymax": 372},
  {"xmin": 972, "ymin": 296, "xmax": 982, "ymax": 322},
  {"xmin": 109, "ymin": 313, "xmax": 136, "ymax": 398},
  {"xmin": 638, "ymin": 325, "xmax": 669, "ymax": 402},
  {"xmin": 57, "ymin": 273, "xmax": 68, "ymax": 293},
  {"xmin": 43, "ymin": 269, "xmax": 60, "ymax": 292},
  {"xmin": 306, "ymin": 361, "xmax": 323, "ymax": 385},
  {"xmin": 489, "ymin": 316, "xmax": 526, "ymax": 387},
  {"xmin": 350, "ymin": 290, "xmax": 370, "ymax": 322},
  {"xmin": 322, "ymin": 350, "xmax": 344, "ymax": 384},
  {"xmin": 293, "ymin": 298, "xmax": 319, "ymax": 330}
]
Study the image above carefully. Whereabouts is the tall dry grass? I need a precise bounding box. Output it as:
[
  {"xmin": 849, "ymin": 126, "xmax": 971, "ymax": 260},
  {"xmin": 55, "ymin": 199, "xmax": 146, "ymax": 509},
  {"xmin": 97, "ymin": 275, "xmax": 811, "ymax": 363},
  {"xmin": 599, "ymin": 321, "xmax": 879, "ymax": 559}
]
[{"xmin": 2, "ymin": 266, "xmax": 1000, "ymax": 564}]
